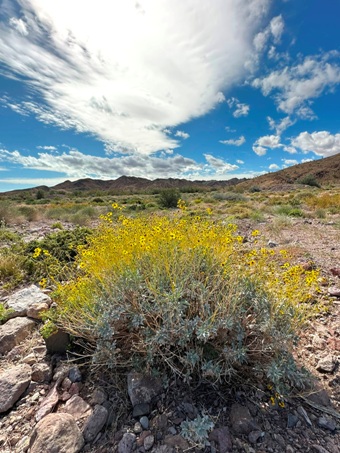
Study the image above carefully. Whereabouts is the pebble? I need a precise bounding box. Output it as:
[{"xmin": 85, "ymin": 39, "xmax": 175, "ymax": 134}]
[
  {"xmin": 140, "ymin": 415, "xmax": 149, "ymax": 430},
  {"xmin": 144, "ymin": 434, "xmax": 155, "ymax": 451},
  {"xmin": 133, "ymin": 422, "xmax": 143, "ymax": 434},
  {"xmin": 287, "ymin": 413, "xmax": 299, "ymax": 428},
  {"xmin": 317, "ymin": 416, "xmax": 337, "ymax": 432}
]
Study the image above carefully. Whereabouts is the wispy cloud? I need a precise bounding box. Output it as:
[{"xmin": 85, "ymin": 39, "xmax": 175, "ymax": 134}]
[
  {"xmin": 0, "ymin": 0, "xmax": 270, "ymax": 155},
  {"xmin": 175, "ymin": 130, "xmax": 190, "ymax": 140},
  {"xmin": 220, "ymin": 136, "xmax": 246, "ymax": 146},
  {"xmin": 227, "ymin": 98, "xmax": 250, "ymax": 118}
]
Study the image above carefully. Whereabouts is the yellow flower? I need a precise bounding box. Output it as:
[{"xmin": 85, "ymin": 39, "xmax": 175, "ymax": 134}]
[{"xmin": 33, "ymin": 247, "xmax": 42, "ymax": 258}]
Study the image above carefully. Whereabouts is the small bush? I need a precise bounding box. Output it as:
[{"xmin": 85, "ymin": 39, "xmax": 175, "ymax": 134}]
[
  {"xmin": 213, "ymin": 192, "xmax": 247, "ymax": 202},
  {"xmin": 297, "ymin": 175, "xmax": 320, "ymax": 188},
  {"xmin": 52, "ymin": 211, "xmax": 321, "ymax": 393},
  {"xmin": 158, "ymin": 189, "xmax": 181, "ymax": 208}
]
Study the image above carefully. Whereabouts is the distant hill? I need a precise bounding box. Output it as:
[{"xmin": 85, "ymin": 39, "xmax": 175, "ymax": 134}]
[
  {"xmin": 1, "ymin": 153, "xmax": 339, "ymax": 197},
  {"xmin": 238, "ymin": 153, "xmax": 340, "ymax": 190}
]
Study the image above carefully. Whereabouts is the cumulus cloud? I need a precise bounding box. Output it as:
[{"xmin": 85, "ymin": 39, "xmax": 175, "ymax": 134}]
[
  {"xmin": 267, "ymin": 115, "xmax": 295, "ymax": 134},
  {"xmin": 0, "ymin": 0, "xmax": 270, "ymax": 155},
  {"xmin": 236, "ymin": 159, "xmax": 244, "ymax": 164},
  {"xmin": 0, "ymin": 147, "xmax": 244, "ymax": 181},
  {"xmin": 227, "ymin": 98, "xmax": 250, "ymax": 117},
  {"xmin": 252, "ymin": 134, "xmax": 282, "ymax": 156},
  {"xmin": 291, "ymin": 131, "xmax": 340, "ymax": 157},
  {"xmin": 253, "ymin": 53, "xmax": 340, "ymax": 117},
  {"xmin": 220, "ymin": 136, "xmax": 246, "ymax": 146},
  {"xmin": 282, "ymin": 158, "xmax": 298, "ymax": 166},
  {"xmin": 203, "ymin": 154, "xmax": 239, "ymax": 175},
  {"xmin": 175, "ymin": 130, "xmax": 190, "ymax": 140},
  {"xmin": 269, "ymin": 163, "xmax": 280, "ymax": 170},
  {"xmin": 253, "ymin": 15, "xmax": 284, "ymax": 53}
]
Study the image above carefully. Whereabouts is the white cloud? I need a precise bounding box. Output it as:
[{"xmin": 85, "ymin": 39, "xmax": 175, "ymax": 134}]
[
  {"xmin": 36, "ymin": 145, "xmax": 57, "ymax": 151},
  {"xmin": 291, "ymin": 131, "xmax": 340, "ymax": 157},
  {"xmin": 282, "ymin": 159, "xmax": 298, "ymax": 166},
  {"xmin": 269, "ymin": 163, "xmax": 279, "ymax": 170},
  {"xmin": 0, "ymin": 147, "xmax": 243, "ymax": 181},
  {"xmin": 252, "ymin": 145, "xmax": 267, "ymax": 156},
  {"xmin": 257, "ymin": 135, "xmax": 281, "ymax": 148},
  {"xmin": 253, "ymin": 15, "xmax": 284, "ymax": 52},
  {"xmin": 9, "ymin": 17, "xmax": 28, "ymax": 36},
  {"xmin": 0, "ymin": 0, "xmax": 270, "ymax": 155},
  {"xmin": 253, "ymin": 53, "xmax": 340, "ymax": 117},
  {"xmin": 283, "ymin": 145, "xmax": 297, "ymax": 154},
  {"xmin": 236, "ymin": 159, "xmax": 244, "ymax": 164},
  {"xmin": 267, "ymin": 115, "xmax": 295, "ymax": 134},
  {"xmin": 175, "ymin": 130, "xmax": 190, "ymax": 140},
  {"xmin": 220, "ymin": 136, "xmax": 246, "ymax": 146},
  {"xmin": 203, "ymin": 154, "xmax": 239, "ymax": 175},
  {"xmin": 227, "ymin": 97, "xmax": 250, "ymax": 117}
]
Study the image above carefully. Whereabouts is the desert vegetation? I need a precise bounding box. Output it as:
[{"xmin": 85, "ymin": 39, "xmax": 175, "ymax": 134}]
[{"xmin": 1, "ymin": 180, "xmax": 338, "ymax": 397}]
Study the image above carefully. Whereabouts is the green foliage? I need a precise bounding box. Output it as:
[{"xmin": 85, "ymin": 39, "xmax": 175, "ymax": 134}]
[
  {"xmin": 181, "ymin": 415, "xmax": 214, "ymax": 448},
  {"xmin": 274, "ymin": 205, "xmax": 305, "ymax": 217},
  {"xmin": 0, "ymin": 303, "xmax": 14, "ymax": 324},
  {"xmin": 297, "ymin": 174, "xmax": 321, "ymax": 188},
  {"xmin": 158, "ymin": 189, "xmax": 181, "ymax": 208},
  {"xmin": 213, "ymin": 192, "xmax": 247, "ymax": 202}
]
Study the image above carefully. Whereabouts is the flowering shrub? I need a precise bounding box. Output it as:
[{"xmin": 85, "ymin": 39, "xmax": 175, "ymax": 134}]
[{"xmin": 52, "ymin": 207, "xmax": 321, "ymax": 392}]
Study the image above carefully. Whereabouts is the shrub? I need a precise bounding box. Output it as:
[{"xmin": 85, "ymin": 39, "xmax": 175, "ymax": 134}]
[
  {"xmin": 51, "ymin": 210, "xmax": 321, "ymax": 393},
  {"xmin": 297, "ymin": 174, "xmax": 320, "ymax": 188},
  {"xmin": 158, "ymin": 189, "xmax": 181, "ymax": 208}
]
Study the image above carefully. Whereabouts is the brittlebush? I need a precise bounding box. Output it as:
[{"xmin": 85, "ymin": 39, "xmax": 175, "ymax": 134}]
[{"xmin": 52, "ymin": 206, "xmax": 321, "ymax": 392}]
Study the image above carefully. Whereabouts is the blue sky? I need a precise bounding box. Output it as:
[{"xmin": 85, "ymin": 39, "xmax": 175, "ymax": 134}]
[{"xmin": 0, "ymin": 0, "xmax": 339, "ymax": 192}]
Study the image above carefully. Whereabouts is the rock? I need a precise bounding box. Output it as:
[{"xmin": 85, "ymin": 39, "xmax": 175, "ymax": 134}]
[
  {"xmin": 69, "ymin": 366, "xmax": 82, "ymax": 383},
  {"xmin": 209, "ymin": 426, "xmax": 233, "ymax": 452},
  {"xmin": 307, "ymin": 389, "xmax": 332, "ymax": 407},
  {"xmin": 62, "ymin": 395, "xmax": 92, "ymax": 420},
  {"xmin": 0, "ymin": 364, "xmax": 31, "ymax": 413},
  {"xmin": 5, "ymin": 285, "xmax": 51, "ymax": 318},
  {"xmin": 152, "ymin": 414, "xmax": 168, "ymax": 431},
  {"xmin": 317, "ymin": 416, "xmax": 337, "ymax": 432},
  {"xmin": 140, "ymin": 415, "xmax": 149, "ymax": 430},
  {"xmin": 90, "ymin": 387, "xmax": 107, "ymax": 405},
  {"xmin": 27, "ymin": 301, "xmax": 49, "ymax": 319},
  {"xmin": 0, "ymin": 317, "xmax": 36, "ymax": 354},
  {"xmin": 297, "ymin": 406, "xmax": 313, "ymax": 427},
  {"xmin": 31, "ymin": 362, "xmax": 52, "ymax": 383},
  {"xmin": 30, "ymin": 413, "xmax": 84, "ymax": 453},
  {"xmin": 127, "ymin": 371, "xmax": 162, "ymax": 407},
  {"xmin": 164, "ymin": 435, "xmax": 189, "ymax": 450},
  {"xmin": 312, "ymin": 446, "xmax": 331, "ymax": 453},
  {"xmin": 248, "ymin": 430, "xmax": 263, "ymax": 444},
  {"xmin": 35, "ymin": 380, "xmax": 60, "ymax": 421},
  {"xmin": 152, "ymin": 446, "xmax": 174, "ymax": 453},
  {"xmin": 83, "ymin": 404, "xmax": 108, "ymax": 443},
  {"xmin": 133, "ymin": 422, "xmax": 143, "ymax": 434},
  {"xmin": 144, "ymin": 434, "xmax": 154, "ymax": 451},
  {"xmin": 118, "ymin": 432, "xmax": 136, "ymax": 453},
  {"xmin": 316, "ymin": 355, "xmax": 337, "ymax": 373},
  {"xmin": 230, "ymin": 403, "xmax": 259, "ymax": 435},
  {"xmin": 133, "ymin": 402, "xmax": 151, "ymax": 417},
  {"xmin": 22, "ymin": 353, "xmax": 37, "ymax": 365},
  {"xmin": 328, "ymin": 287, "xmax": 340, "ymax": 297},
  {"xmin": 287, "ymin": 413, "xmax": 299, "ymax": 428},
  {"xmin": 44, "ymin": 329, "xmax": 70, "ymax": 353},
  {"xmin": 330, "ymin": 268, "xmax": 340, "ymax": 277},
  {"xmin": 267, "ymin": 240, "xmax": 277, "ymax": 248}
]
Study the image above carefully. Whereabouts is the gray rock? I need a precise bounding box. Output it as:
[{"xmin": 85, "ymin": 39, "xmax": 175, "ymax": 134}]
[
  {"xmin": 287, "ymin": 413, "xmax": 299, "ymax": 428},
  {"xmin": 209, "ymin": 426, "xmax": 233, "ymax": 452},
  {"xmin": 312, "ymin": 446, "xmax": 331, "ymax": 453},
  {"xmin": 5, "ymin": 285, "xmax": 51, "ymax": 318},
  {"xmin": 316, "ymin": 355, "xmax": 337, "ymax": 373},
  {"xmin": 0, "ymin": 317, "xmax": 36, "ymax": 354},
  {"xmin": 27, "ymin": 301, "xmax": 49, "ymax": 319},
  {"xmin": 83, "ymin": 404, "xmax": 108, "ymax": 443},
  {"xmin": 133, "ymin": 402, "xmax": 151, "ymax": 417},
  {"xmin": 118, "ymin": 432, "xmax": 136, "ymax": 453},
  {"xmin": 230, "ymin": 403, "xmax": 259, "ymax": 435},
  {"xmin": 268, "ymin": 240, "xmax": 277, "ymax": 248},
  {"xmin": 30, "ymin": 413, "xmax": 84, "ymax": 453},
  {"xmin": 164, "ymin": 435, "xmax": 189, "ymax": 450},
  {"xmin": 69, "ymin": 366, "xmax": 82, "ymax": 383},
  {"xmin": 127, "ymin": 371, "xmax": 162, "ymax": 407},
  {"xmin": 297, "ymin": 405, "xmax": 313, "ymax": 427},
  {"xmin": 151, "ymin": 446, "xmax": 174, "ymax": 453},
  {"xmin": 317, "ymin": 416, "xmax": 337, "ymax": 432},
  {"xmin": 328, "ymin": 286, "xmax": 340, "ymax": 297},
  {"xmin": 140, "ymin": 415, "xmax": 149, "ymax": 430},
  {"xmin": 133, "ymin": 422, "xmax": 143, "ymax": 434},
  {"xmin": 0, "ymin": 364, "xmax": 31, "ymax": 413},
  {"xmin": 307, "ymin": 389, "xmax": 332, "ymax": 407},
  {"xmin": 144, "ymin": 434, "xmax": 154, "ymax": 451},
  {"xmin": 248, "ymin": 430, "xmax": 263, "ymax": 444}
]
